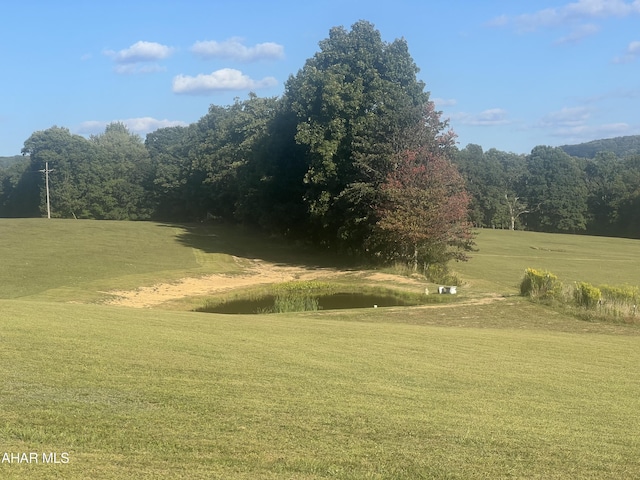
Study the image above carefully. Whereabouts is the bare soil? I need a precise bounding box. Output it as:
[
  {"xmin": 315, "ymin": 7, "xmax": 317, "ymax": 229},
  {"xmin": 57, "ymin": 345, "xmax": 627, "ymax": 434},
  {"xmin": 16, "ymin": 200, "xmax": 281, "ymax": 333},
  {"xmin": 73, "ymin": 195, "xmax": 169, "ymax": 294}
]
[
  {"xmin": 105, "ymin": 259, "xmax": 351, "ymax": 308},
  {"xmin": 104, "ymin": 258, "xmax": 504, "ymax": 309}
]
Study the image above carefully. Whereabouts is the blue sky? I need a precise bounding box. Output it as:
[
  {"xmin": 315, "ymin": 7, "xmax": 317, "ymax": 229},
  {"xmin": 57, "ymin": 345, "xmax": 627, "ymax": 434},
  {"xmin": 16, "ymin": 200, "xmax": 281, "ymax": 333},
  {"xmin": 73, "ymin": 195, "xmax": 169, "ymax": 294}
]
[{"xmin": 1, "ymin": 0, "xmax": 639, "ymax": 157}]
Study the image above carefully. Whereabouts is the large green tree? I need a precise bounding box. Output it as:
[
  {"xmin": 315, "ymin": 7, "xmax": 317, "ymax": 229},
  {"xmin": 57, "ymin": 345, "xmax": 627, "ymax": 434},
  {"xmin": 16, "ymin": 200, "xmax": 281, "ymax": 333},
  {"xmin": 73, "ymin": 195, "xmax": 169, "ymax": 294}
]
[
  {"xmin": 283, "ymin": 20, "xmax": 440, "ymax": 252},
  {"xmin": 22, "ymin": 126, "xmax": 97, "ymax": 218},
  {"xmin": 454, "ymin": 145, "xmax": 527, "ymax": 230},
  {"xmin": 613, "ymin": 154, "xmax": 640, "ymax": 238},
  {"xmin": 0, "ymin": 156, "xmax": 39, "ymax": 217},
  {"xmin": 88, "ymin": 122, "xmax": 154, "ymax": 220},
  {"xmin": 523, "ymin": 146, "xmax": 588, "ymax": 233},
  {"xmin": 230, "ymin": 97, "xmax": 309, "ymax": 232},
  {"xmin": 146, "ymin": 125, "xmax": 198, "ymax": 220},
  {"xmin": 21, "ymin": 124, "xmax": 153, "ymax": 219}
]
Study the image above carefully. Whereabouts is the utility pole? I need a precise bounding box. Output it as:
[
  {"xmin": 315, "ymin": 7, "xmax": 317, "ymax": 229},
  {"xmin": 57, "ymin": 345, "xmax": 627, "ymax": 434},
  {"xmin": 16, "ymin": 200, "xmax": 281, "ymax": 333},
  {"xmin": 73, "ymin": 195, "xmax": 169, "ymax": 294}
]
[{"xmin": 39, "ymin": 161, "xmax": 53, "ymax": 219}]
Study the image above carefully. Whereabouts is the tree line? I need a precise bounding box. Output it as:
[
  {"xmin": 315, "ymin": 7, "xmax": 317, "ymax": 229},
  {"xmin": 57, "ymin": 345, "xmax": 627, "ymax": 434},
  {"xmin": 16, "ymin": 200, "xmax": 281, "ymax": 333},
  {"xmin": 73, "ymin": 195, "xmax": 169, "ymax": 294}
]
[
  {"xmin": 1, "ymin": 20, "xmax": 638, "ymax": 273},
  {"xmin": 0, "ymin": 21, "xmax": 474, "ymax": 271},
  {"xmin": 453, "ymin": 144, "xmax": 640, "ymax": 238}
]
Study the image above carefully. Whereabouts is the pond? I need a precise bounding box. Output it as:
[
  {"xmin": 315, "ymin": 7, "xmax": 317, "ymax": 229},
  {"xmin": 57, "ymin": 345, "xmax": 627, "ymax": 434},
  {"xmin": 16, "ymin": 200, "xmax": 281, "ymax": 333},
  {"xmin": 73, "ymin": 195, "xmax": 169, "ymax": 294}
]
[{"xmin": 198, "ymin": 292, "xmax": 420, "ymax": 314}]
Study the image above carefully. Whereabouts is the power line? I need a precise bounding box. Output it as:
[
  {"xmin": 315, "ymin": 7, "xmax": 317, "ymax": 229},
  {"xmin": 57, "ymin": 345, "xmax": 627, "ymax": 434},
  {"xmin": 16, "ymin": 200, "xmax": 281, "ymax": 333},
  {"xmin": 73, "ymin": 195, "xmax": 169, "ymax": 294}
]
[{"xmin": 38, "ymin": 161, "xmax": 53, "ymax": 219}]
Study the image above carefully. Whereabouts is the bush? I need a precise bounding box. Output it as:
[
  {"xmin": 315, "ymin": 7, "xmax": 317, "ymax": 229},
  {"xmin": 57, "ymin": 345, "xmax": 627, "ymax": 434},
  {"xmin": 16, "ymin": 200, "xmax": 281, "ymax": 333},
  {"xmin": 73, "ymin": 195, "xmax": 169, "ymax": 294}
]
[
  {"xmin": 574, "ymin": 282, "xmax": 601, "ymax": 309},
  {"xmin": 424, "ymin": 264, "xmax": 461, "ymax": 286},
  {"xmin": 520, "ymin": 268, "xmax": 562, "ymax": 300},
  {"xmin": 519, "ymin": 270, "xmax": 639, "ymax": 323},
  {"xmin": 597, "ymin": 284, "xmax": 638, "ymax": 320},
  {"xmin": 599, "ymin": 284, "xmax": 639, "ymax": 304}
]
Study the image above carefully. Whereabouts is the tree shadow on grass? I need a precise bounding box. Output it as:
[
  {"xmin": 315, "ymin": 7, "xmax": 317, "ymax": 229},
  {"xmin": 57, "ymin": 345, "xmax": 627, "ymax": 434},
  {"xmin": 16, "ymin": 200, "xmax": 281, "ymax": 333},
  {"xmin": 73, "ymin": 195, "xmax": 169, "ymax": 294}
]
[{"xmin": 158, "ymin": 222, "xmax": 360, "ymax": 270}]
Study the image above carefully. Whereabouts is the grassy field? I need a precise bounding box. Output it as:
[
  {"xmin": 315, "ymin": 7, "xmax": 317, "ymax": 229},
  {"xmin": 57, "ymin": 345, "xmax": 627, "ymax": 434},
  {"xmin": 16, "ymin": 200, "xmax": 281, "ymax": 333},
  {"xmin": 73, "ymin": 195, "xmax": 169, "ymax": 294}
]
[
  {"xmin": 0, "ymin": 219, "xmax": 306, "ymax": 303},
  {"xmin": 1, "ymin": 219, "xmax": 640, "ymax": 479},
  {"xmin": 454, "ymin": 228, "xmax": 640, "ymax": 294}
]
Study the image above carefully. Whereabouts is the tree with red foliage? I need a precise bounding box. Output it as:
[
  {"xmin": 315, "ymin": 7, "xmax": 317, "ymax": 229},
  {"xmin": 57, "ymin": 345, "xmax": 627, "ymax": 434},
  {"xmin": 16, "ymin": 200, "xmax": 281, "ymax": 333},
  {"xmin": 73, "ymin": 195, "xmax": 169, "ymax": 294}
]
[{"xmin": 377, "ymin": 147, "xmax": 474, "ymax": 272}]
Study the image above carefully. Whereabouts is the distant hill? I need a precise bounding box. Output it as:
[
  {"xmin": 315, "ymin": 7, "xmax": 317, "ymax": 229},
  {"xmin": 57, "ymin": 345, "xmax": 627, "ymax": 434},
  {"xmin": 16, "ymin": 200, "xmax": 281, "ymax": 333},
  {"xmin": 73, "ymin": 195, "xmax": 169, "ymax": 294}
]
[
  {"xmin": 0, "ymin": 155, "xmax": 25, "ymax": 169},
  {"xmin": 560, "ymin": 135, "xmax": 640, "ymax": 159}
]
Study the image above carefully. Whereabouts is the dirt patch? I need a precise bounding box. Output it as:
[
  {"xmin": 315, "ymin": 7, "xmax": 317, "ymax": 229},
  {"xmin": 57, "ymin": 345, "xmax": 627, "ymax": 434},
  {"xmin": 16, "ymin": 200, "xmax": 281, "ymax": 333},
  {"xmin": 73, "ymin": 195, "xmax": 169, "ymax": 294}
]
[
  {"xmin": 105, "ymin": 259, "xmax": 347, "ymax": 308},
  {"xmin": 103, "ymin": 259, "xmax": 505, "ymax": 310}
]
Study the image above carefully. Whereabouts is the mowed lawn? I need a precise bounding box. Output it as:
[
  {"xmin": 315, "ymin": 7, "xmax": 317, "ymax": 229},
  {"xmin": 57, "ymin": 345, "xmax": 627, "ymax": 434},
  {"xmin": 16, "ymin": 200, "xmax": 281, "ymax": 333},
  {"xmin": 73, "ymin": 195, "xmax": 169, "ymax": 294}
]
[
  {"xmin": 455, "ymin": 229, "xmax": 640, "ymax": 294},
  {"xmin": 0, "ymin": 219, "xmax": 250, "ymax": 302},
  {"xmin": 1, "ymin": 219, "xmax": 640, "ymax": 479}
]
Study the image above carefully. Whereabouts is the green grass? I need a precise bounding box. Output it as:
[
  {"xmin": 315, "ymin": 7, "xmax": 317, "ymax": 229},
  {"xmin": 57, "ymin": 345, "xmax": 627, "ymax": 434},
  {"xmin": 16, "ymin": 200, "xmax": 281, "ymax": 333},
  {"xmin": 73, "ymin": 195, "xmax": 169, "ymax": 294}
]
[
  {"xmin": 0, "ymin": 219, "xmax": 250, "ymax": 302},
  {"xmin": 454, "ymin": 229, "xmax": 640, "ymax": 294},
  {"xmin": 2, "ymin": 300, "xmax": 640, "ymax": 479},
  {"xmin": 2, "ymin": 219, "xmax": 640, "ymax": 478}
]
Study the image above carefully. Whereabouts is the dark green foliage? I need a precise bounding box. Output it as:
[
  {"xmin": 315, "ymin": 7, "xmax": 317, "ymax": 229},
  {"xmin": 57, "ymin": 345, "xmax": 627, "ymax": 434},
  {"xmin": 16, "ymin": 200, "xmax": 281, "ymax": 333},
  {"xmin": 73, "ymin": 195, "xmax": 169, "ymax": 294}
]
[
  {"xmin": 455, "ymin": 143, "xmax": 640, "ymax": 238},
  {"xmin": 453, "ymin": 145, "xmax": 527, "ymax": 229},
  {"xmin": 20, "ymin": 124, "xmax": 153, "ymax": 220},
  {"xmin": 21, "ymin": 126, "xmax": 96, "ymax": 218},
  {"xmin": 523, "ymin": 146, "xmax": 588, "ymax": 233},
  {"xmin": 584, "ymin": 153, "xmax": 640, "ymax": 238},
  {"xmin": 0, "ymin": 156, "xmax": 40, "ymax": 217},
  {"xmin": 283, "ymin": 20, "xmax": 435, "ymax": 251},
  {"xmin": 88, "ymin": 123, "xmax": 154, "ymax": 220},
  {"xmin": 0, "ymin": 155, "xmax": 24, "ymax": 169},
  {"xmin": 146, "ymin": 125, "xmax": 200, "ymax": 220}
]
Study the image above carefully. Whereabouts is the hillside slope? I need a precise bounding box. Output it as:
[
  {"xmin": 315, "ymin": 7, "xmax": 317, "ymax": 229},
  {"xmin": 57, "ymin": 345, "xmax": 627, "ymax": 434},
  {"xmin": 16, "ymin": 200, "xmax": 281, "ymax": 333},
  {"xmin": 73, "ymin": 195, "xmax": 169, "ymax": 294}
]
[{"xmin": 560, "ymin": 134, "xmax": 640, "ymax": 158}]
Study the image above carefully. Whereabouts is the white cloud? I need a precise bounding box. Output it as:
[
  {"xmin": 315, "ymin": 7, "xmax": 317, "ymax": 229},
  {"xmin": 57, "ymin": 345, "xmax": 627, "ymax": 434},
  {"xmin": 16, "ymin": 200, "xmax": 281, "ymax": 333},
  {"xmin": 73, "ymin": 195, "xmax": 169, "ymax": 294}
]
[
  {"xmin": 539, "ymin": 106, "xmax": 592, "ymax": 127},
  {"xmin": 191, "ymin": 38, "xmax": 284, "ymax": 62},
  {"xmin": 172, "ymin": 68, "xmax": 278, "ymax": 94},
  {"xmin": 489, "ymin": 1, "xmax": 640, "ymax": 46},
  {"xmin": 563, "ymin": 0, "xmax": 640, "ymax": 20},
  {"xmin": 114, "ymin": 64, "xmax": 167, "ymax": 75},
  {"xmin": 536, "ymin": 104, "xmax": 632, "ymax": 143},
  {"xmin": 450, "ymin": 108, "xmax": 510, "ymax": 126},
  {"xmin": 554, "ymin": 23, "xmax": 600, "ymax": 44},
  {"xmin": 581, "ymin": 87, "xmax": 640, "ymax": 103},
  {"xmin": 485, "ymin": 14, "xmax": 508, "ymax": 27},
  {"xmin": 613, "ymin": 40, "xmax": 640, "ymax": 63},
  {"xmin": 551, "ymin": 122, "xmax": 631, "ymax": 142},
  {"xmin": 491, "ymin": 0, "xmax": 640, "ymax": 31},
  {"xmin": 125, "ymin": 117, "xmax": 188, "ymax": 133},
  {"xmin": 106, "ymin": 41, "xmax": 174, "ymax": 64},
  {"xmin": 432, "ymin": 98, "xmax": 457, "ymax": 107},
  {"xmin": 76, "ymin": 121, "xmax": 105, "ymax": 134},
  {"xmin": 77, "ymin": 117, "xmax": 187, "ymax": 136}
]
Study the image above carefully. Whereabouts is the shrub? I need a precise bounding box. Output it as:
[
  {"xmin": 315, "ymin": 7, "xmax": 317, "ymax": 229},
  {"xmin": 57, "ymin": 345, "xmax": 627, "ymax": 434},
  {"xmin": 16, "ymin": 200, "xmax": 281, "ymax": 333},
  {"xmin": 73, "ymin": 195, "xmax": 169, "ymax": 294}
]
[
  {"xmin": 424, "ymin": 264, "xmax": 461, "ymax": 286},
  {"xmin": 597, "ymin": 284, "xmax": 638, "ymax": 320},
  {"xmin": 520, "ymin": 268, "xmax": 562, "ymax": 300},
  {"xmin": 599, "ymin": 284, "xmax": 639, "ymax": 304},
  {"xmin": 574, "ymin": 282, "xmax": 601, "ymax": 309},
  {"xmin": 518, "ymin": 271, "xmax": 639, "ymax": 323}
]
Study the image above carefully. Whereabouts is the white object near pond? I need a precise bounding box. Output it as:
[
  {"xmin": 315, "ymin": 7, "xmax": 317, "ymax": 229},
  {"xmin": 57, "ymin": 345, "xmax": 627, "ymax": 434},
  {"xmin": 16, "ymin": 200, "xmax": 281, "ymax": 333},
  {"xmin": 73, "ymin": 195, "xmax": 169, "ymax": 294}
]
[{"xmin": 438, "ymin": 286, "xmax": 457, "ymax": 294}]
